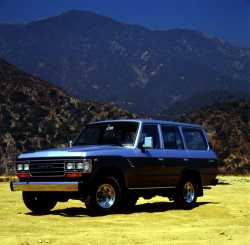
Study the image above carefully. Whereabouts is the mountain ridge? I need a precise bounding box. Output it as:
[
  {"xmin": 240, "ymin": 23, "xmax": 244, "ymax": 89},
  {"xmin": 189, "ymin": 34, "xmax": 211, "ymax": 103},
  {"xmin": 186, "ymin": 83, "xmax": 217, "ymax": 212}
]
[{"xmin": 0, "ymin": 10, "xmax": 249, "ymax": 114}]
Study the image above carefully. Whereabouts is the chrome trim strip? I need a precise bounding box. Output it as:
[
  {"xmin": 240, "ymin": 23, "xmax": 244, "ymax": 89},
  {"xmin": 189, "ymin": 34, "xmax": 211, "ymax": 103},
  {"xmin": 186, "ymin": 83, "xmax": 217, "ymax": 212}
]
[
  {"xmin": 128, "ymin": 186, "xmax": 175, "ymax": 190},
  {"xmin": 10, "ymin": 181, "xmax": 79, "ymax": 192},
  {"xmin": 201, "ymin": 128, "xmax": 210, "ymax": 151},
  {"xmin": 158, "ymin": 124, "xmax": 164, "ymax": 149},
  {"xmin": 134, "ymin": 121, "xmax": 142, "ymax": 149},
  {"xmin": 17, "ymin": 158, "xmax": 82, "ymax": 162}
]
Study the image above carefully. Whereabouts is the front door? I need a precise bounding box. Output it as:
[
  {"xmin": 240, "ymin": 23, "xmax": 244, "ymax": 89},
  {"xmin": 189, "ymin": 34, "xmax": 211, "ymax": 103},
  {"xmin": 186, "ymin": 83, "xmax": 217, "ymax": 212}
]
[{"xmin": 128, "ymin": 124, "xmax": 164, "ymax": 188}]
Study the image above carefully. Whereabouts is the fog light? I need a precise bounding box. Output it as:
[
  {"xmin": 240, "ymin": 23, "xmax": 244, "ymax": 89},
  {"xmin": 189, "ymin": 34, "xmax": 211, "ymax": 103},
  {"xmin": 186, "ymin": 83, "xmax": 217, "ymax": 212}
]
[
  {"xmin": 66, "ymin": 162, "xmax": 75, "ymax": 170},
  {"xmin": 16, "ymin": 164, "xmax": 23, "ymax": 171}
]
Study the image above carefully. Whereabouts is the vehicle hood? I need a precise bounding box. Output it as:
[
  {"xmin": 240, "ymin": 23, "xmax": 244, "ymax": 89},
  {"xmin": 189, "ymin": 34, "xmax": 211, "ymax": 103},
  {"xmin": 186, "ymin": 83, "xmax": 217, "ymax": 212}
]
[{"xmin": 18, "ymin": 145, "xmax": 136, "ymax": 159}]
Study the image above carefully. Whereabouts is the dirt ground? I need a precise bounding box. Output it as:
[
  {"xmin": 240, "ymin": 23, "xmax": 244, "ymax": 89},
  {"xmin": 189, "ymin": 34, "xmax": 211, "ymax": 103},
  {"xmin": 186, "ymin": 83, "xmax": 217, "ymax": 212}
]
[{"xmin": 0, "ymin": 176, "xmax": 249, "ymax": 245}]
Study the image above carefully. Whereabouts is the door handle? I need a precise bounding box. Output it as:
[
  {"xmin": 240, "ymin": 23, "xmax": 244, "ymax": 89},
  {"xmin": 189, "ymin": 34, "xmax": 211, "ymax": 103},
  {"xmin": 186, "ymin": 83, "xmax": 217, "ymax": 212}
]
[
  {"xmin": 183, "ymin": 158, "xmax": 189, "ymax": 162},
  {"xmin": 208, "ymin": 159, "xmax": 215, "ymax": 163},
  {"xmin": 158, "ymin": 158, "xmax": 164, "ymax": 161}
]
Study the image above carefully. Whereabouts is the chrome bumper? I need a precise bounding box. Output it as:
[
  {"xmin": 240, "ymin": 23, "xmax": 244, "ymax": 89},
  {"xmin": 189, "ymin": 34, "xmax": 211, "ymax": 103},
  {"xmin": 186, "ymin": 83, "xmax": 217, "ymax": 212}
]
[{"xmin": 10, "ymin": 181, "xmax": 79, "ymax": 192}]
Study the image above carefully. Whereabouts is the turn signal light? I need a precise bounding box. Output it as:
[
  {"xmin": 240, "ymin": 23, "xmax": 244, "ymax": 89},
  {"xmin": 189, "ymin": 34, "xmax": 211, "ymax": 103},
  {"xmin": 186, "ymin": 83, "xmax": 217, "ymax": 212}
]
[
  {"xmin": 17, "ymin": 172, "xmax": 30, "ymax": 178},
  {"xmin": 65, "ymin": 172, "xmax": 82, "ymax": 178}
]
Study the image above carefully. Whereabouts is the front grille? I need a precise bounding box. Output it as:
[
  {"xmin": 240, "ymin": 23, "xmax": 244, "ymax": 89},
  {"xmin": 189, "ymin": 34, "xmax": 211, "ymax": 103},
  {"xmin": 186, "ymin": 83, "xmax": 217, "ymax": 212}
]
[
  {"xmin": 16, "ymin": 158, "xmax": 76, "ymax": 177},
  {"xmin": 28, "ymin": 159, "xmax": 66, "ymax": 177}
]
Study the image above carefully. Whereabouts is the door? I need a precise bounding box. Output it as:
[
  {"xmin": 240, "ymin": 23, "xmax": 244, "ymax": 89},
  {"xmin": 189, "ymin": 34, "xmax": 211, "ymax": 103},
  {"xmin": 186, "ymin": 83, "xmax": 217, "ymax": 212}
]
[
  {"xmin": 128, "ymin": 124, "xmax": 164, "ymax": 188},
  {"xmin": 160, "ymin": 125, "xmax": 189, "ymax": 186}
]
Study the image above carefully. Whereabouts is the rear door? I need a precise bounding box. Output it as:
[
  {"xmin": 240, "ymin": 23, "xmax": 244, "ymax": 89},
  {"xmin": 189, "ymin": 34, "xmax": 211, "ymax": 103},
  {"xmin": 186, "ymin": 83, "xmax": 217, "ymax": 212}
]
[{"xmin": 160, "ymin": 125, "xmax": 189, "ymax": 186}]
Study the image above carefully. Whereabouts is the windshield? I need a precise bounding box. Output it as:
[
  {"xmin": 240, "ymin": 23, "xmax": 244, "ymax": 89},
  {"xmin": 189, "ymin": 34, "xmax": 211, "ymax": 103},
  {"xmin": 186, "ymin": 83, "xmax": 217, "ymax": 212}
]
[{"xmin": 74, "ymin": 122, "xmax": 139, "ymax": 147}]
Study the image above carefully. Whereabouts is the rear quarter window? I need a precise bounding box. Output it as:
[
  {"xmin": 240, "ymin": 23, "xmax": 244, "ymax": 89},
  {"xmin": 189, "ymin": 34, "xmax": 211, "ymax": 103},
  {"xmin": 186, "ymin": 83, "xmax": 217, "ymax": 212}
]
[{"xmin": 182, "ymin": 128, "xmax": 208, "ymax": 150}]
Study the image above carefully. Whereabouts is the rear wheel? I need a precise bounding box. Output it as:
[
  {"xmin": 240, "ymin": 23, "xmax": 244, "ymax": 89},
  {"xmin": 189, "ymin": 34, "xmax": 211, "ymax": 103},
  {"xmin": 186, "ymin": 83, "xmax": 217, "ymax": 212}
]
[
  {"xmin": 85, "ymin": 176, "xmax": 122, "ymax": 215},
  {"xmin": 175, "ymin": 178, "xmax": 197, "ymax": 209},
  {"xmin": 22, "ymin": 192, "xmax": 57, "ymax": 214}
]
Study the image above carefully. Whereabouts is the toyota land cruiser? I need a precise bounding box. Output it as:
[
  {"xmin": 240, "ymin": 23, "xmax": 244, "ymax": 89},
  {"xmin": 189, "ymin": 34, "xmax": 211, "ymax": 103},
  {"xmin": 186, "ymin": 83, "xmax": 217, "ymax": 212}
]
[{"xmin": 10, "ymin": 119, "xmax": 218, "ymax": 215}]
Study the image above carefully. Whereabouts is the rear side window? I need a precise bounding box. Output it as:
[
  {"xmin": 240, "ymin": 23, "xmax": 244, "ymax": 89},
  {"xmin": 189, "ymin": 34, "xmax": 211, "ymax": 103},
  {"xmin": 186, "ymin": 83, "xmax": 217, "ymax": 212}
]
[
  {"xmin": 182, "ymin": 128, "xmax": 208, "ymax": 150},
  {"xmin": 162, "ymin": 126, "xmax": 184, "ymax": 150}
]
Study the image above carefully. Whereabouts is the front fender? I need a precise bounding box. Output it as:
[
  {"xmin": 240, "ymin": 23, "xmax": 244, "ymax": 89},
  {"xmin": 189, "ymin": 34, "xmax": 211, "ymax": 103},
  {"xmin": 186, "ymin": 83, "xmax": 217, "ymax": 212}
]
[{"xmin": 87, "ymin": 156, "xmax": 130, "ymax": 188}]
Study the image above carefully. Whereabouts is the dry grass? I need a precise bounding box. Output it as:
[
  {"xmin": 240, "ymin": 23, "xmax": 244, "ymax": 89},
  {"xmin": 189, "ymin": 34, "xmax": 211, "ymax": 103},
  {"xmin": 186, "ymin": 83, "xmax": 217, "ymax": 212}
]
[
  {"xmin": 0, "ymin": 176, "xmax": 17, "ymax": 182},
  {"xmin": 0, "ymin": 176, "xmax": 249, "ymax": 245}
]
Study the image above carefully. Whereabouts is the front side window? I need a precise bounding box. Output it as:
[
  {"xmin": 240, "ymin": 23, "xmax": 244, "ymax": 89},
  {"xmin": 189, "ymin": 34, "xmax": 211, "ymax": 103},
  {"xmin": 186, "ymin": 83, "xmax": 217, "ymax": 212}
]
[
  {"xmin": 182, "ymin": 128, "xmax": 208, "ymax": 150},
  {"xmin": 162, "ymin": 126, "xmax": 184, "ymax": 150},
  {"xmin": 74, "ymin": 122, "xmax": 139, "ymax": 147},
  {"xmin": 140, "ymin": 125, "xmax": 160, "ymax": 149}
]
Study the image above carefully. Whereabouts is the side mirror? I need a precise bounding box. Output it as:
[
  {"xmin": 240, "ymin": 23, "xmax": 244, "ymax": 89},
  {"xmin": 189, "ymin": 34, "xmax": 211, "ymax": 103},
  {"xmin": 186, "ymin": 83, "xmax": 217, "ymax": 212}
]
[{"xmin": 138, "ymin": 137, "xmax": 153, "ymax": 152}]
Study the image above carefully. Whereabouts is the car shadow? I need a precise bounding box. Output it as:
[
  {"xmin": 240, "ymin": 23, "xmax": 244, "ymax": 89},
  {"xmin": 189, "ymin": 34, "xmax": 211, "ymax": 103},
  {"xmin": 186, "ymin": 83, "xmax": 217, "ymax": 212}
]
[
  {"xmin": 123, "ymin": 201, "xmax": 215, "ymax": 214},
  {"xmin": 217, "ymin": 181, "xmax": 230, "ymax": 185},
  {"xmin": 25, "ymin": 201, "xmax": 218, "ymax": 217}
]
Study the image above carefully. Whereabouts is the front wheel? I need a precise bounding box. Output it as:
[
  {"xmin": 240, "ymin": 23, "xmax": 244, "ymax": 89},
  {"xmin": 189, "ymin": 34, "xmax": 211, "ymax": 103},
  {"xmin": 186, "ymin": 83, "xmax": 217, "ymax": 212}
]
[
  {"xmin": 85, "ymin": 176, "xmax": 122, "ymax": 215},
  {"xmin": 175, "ymin": 178, "xmax": 197, "ymax": 209},
  {"xmin": 22, "ymin": 192, "xmax": 57, "ymax": 214}
]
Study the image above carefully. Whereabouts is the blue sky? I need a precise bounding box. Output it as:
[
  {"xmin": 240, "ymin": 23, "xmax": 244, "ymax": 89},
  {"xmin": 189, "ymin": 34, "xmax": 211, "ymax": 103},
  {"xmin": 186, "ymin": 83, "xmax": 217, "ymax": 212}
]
[{"xmin": 0, "ymin": 0, "xmax": 249, "ymax": 46}]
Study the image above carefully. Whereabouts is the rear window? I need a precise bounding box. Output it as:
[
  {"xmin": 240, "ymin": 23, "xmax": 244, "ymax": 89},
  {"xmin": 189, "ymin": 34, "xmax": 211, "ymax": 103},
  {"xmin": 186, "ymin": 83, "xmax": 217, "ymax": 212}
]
[{"xmin": 182, "ymin": 128, "xmax": 208, "ymax": 150}]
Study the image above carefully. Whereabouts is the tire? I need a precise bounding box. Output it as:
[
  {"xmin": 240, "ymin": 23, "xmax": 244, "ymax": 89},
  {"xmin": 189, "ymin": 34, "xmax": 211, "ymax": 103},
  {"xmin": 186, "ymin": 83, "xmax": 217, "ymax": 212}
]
[
  {"xmin": 22, "ymin": 192, "xmax": 57, "ymax": 214},
  {"xmin": 85, "ymin": 176, "xmax": 122, "ymax": 215},
  {"xmin": 175, "ymin": 178, "xmax": 197, "ymax": 209}
]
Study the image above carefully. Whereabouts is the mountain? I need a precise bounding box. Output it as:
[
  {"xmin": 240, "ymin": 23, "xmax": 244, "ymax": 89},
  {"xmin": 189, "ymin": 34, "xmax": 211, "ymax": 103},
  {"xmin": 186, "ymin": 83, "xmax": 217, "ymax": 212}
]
[
  {"xmin": 0, "ymin": 58, "xmax": 249, "ymax": 175},
  {"xmin": 159, "ymin": 89, "xmax": 250, "ymax": 118},
  {"xmin": 0, "ymin": 58, "xmax": 135, "ymax": 175},
  {"xmin": 0, "ymin": 10, "xmax": 249, "ymax": 114},
  {"xmin": 179, "ymin": 101, "xmax": 250, "ymax": 174}
]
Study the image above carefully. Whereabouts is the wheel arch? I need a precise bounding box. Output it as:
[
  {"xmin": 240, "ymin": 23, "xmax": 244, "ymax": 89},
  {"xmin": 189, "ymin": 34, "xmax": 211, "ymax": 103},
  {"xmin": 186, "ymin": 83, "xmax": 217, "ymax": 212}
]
[
  {"xmin": 90, "ymin": 166, "xmax": 127, "ymax": 189},
  {"xmin": 180, "ymin": 169, "xmax": 203, "ymax": 196}
]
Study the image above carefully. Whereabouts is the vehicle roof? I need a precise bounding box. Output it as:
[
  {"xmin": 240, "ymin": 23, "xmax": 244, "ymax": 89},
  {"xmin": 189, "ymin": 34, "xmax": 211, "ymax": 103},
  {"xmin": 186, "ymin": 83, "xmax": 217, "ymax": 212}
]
[{"xmin": 89, "ymin": 119, "xmax": 202, "ymax": 128}]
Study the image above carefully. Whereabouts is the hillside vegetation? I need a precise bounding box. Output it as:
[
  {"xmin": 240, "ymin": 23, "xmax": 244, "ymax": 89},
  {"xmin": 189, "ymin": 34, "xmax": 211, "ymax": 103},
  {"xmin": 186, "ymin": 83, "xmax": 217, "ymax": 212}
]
[
  {"xmin": 0, "ymin": 58, "xmax": 249, "ymax": 174},
  {"xmin": 0, "ymin": 58, "xmax": 135, "ymax": 175}
]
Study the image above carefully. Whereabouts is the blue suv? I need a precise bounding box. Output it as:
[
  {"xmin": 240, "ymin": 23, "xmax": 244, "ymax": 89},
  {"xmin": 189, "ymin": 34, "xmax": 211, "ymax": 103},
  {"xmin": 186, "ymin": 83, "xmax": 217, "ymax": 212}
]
[{"xmin": 11, "ymin": 119, "xmax": 218, "ymax": 215}]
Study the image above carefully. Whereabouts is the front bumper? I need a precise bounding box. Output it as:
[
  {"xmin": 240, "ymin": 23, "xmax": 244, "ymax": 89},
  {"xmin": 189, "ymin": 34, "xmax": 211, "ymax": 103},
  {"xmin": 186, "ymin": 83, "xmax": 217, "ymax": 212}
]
[{"xmin": 10, "ymin": 181, "xmax": 79, "ymax": 192}]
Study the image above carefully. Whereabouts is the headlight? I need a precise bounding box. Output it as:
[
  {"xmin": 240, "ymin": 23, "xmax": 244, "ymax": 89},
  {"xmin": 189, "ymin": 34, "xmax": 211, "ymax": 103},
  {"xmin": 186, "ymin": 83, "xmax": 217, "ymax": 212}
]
[
  {"xmin": 65, "ymin": 162, "xmax": 75, "ymax": 170},
  {"xmin": 16, "ymin": 164, "xmax": 23, "ymax": 171},
  {"xmin": 76, "ymin": 162, "xmax": 84, "ymax": 170},
  {"xmin": 65, "ymin": 159, "xmax": 92, "ymax": 173},
  {"xmin": 23, "ymin": 164, "xmax": 29, "ymax": 171},
  {"xmin": 76, "ymin": 160, "xmax": 92, "ymax": 173}
]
